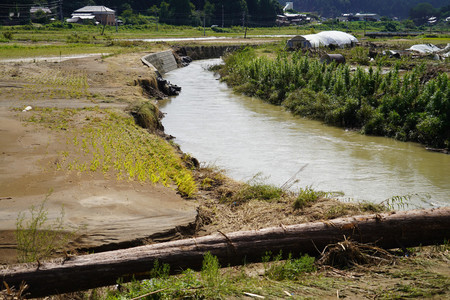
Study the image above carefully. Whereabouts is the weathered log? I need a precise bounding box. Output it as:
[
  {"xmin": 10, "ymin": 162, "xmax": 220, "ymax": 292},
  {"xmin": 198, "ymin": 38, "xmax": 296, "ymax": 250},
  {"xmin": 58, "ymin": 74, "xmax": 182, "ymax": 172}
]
[{"xmin": 1, "ymin": 207, "xmax": 449, "ymax": 298}]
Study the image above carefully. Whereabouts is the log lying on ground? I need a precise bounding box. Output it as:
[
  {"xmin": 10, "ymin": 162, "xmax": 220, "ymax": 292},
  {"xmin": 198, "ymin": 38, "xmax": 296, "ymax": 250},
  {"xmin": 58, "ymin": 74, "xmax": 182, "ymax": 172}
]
[{"xmin": 1, "ymin": 207, "xmax": 449, "ymax": 298}]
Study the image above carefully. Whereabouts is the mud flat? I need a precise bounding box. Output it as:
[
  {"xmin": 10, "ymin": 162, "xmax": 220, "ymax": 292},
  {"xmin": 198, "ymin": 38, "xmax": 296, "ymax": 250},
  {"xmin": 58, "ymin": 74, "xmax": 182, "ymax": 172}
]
[{"xmin": 0, "ymin": 51, "xmax": 198, "ymax": 264}]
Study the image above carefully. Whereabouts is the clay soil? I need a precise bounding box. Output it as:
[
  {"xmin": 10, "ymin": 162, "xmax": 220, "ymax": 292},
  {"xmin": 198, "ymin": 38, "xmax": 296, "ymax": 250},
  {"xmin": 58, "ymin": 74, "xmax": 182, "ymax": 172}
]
[{"xmin": 0, "ymin": 50, "xmax": 198, "ymax": 265}]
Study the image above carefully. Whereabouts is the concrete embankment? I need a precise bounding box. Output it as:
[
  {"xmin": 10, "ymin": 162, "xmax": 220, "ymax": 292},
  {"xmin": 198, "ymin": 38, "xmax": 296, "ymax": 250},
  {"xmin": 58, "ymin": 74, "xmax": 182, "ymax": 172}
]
[
  {"xmin": 174, "ymin": 45, "xmax": 242, "ymax": 60},
  {"xmin": 140, "ymin": 45, "xmax": 241, "ymax": 98},
  {"xmin": 141, "ymin": 45, "xmax": 242, "ymax": 74},
  {"xmin": 141, "ymin": 50, "xmax": 178, "ymax": 74}
]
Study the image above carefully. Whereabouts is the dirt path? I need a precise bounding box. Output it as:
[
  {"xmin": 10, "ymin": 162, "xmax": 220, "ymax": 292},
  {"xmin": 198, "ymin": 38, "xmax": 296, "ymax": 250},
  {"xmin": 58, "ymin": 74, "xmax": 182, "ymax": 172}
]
[{"xmin": 0, "ymin": 51, "xmax": 197, "ymax": 264}]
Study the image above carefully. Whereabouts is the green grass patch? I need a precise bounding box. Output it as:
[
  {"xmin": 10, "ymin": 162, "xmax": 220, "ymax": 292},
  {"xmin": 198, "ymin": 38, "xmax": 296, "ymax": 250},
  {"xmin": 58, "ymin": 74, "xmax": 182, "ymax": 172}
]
[
  {"xmin": 0, "ymin": 43, "xmax": 124, "ymax": 59},
  {"xmin": 225, "ymin": 174, "xmax": 285, "ymax": 204},
  {"xmin": 264, "ymin": 252, "xmax": 316, "ymax": 281},
  {"xmin": 294, "ymin": 186, "xmax": 327, "ymax": 209}
]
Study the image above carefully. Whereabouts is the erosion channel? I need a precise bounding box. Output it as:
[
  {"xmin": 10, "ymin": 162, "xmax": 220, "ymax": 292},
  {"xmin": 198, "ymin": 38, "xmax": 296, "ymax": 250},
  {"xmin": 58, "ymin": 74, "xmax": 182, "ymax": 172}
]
[{"xmin": 159, "ymin": 58, "xmax": 450, "ymax": 208}]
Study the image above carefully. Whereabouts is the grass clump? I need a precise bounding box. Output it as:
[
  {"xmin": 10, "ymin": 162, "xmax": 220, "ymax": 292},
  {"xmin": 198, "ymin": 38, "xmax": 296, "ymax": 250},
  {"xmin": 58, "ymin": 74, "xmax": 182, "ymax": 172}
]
[
  {"xmin": 103, "ymin": 252, "xmax": 231, "ymax": 299},
  {"xmin": 128, "ymin": 101, "xmax": 164, "ymax": 133},
  {"xmin": 294, "ymin": 186, "xmax": 327, "ymax": 209},
  {"xmin": 265, "ymin": 252, "xmax": 316, "ymax": 281},
  {"xmin": 196, "ymin": 163, "xmax": 227, "ymax": 191},
  {"xmin": 226, "ymin": 174, "xmax": 284, "ymax": 204},
  {"xmin": 317, "ymin": 238, "xmax": 395, "ymax": 269}
]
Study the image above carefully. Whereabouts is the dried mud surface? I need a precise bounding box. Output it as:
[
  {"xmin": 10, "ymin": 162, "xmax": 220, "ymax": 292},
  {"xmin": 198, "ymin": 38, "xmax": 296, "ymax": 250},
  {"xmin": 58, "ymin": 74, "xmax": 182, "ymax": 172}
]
[{"xmin": 0, "ymin": 52, "xmax": 197, "ymax": 265}]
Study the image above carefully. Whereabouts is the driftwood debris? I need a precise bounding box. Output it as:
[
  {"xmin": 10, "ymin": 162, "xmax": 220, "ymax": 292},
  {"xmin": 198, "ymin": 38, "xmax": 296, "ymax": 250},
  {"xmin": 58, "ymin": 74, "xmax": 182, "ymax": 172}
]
[{"xmin": 1, "ymin": 207, "xmax": 449, "ymax": 298}]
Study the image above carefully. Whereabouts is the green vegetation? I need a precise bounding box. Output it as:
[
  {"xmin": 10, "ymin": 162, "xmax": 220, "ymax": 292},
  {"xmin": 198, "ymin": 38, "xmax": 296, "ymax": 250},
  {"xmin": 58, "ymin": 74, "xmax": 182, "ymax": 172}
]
[
  {"xmin": 71, "ymin": 246, "xmax": 449, "ymax": 299},
  {"xmin": 15, "ymin": 194, "xmax": 73, "ymax": 263},
  {"xmin": 0, "ymin": 22, "xmax": 296, "ymax": 44},
  {"xmin": 293, "ymin": 186, "xmax": 327, "ymax": 209},
  {"xmin": 227, "ymin": 174, "xmax": 285, "ymax": 204},
  {"xmin": 128, "ymin": 101, "xmax": 163, "ymax": 133},
  {"xmin": 24, "ymin": 107, "xmax": 197, "ymax": 197},
  {"xmin": 93, "ymin": 251, "xmax": 317, "ymax": 299},
  {"xmin": 220, "ymin": 47, "xmax": 450, "ymax": 149},
  {"xmin": 264, "ymin": 252, "xmax": 316, "ymax": 280},
  {"xmin": 287, "ymin": 0, "xmax": 449, "ymax": 19}
]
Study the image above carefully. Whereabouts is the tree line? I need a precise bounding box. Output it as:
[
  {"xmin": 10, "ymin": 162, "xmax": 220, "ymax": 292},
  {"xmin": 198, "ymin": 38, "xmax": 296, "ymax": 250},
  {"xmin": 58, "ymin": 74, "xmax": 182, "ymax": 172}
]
[
  {"xmin": 122, "ymin": 0, "xmax": 283, "ymax": 27},
  {"xmin": 283, "ymin": 0, "xmax": 450, "ymax": 19},
  {"xmin": 3, "ymin": 0, "xmax": 449, "ymax": 26},
  {"xmin": 0, "ymin": 1, "xmax": 282, "ymax": 27}
]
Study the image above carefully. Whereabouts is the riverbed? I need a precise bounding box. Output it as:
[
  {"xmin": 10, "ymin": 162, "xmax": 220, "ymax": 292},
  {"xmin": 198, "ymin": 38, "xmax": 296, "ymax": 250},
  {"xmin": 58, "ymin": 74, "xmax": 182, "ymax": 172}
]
[{"xmin": 160, "ymin": 59, "xmax": 450, "ymax": 208}]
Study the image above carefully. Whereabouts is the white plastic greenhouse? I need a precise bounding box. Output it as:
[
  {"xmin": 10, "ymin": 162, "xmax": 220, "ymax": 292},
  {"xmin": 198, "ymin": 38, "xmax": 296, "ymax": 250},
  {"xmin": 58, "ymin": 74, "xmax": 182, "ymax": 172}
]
[{"xmin": 287, "ymin": 31, "xmax": 358, "ymax": 49}]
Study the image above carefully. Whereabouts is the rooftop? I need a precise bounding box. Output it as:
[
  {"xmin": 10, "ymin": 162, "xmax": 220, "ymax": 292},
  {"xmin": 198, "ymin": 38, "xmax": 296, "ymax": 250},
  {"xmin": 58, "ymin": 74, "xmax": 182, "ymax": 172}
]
[{"xmin": 74, "ymin": 6, "xmax": 115, "ymax": 14}]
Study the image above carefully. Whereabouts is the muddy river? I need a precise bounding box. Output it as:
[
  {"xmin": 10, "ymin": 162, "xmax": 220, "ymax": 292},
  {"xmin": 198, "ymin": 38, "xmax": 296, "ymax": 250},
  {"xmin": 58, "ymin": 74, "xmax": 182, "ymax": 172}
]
[{"xmin": 160, "ymin": 59, "xmax": 450, "ymax": 208}]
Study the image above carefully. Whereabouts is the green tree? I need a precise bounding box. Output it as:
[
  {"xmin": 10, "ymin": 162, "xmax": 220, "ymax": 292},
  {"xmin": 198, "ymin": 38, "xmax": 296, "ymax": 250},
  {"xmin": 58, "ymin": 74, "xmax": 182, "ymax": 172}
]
[
  {"xmin": 168, "ymin": 0, "xmax": 194, "ymax": 25},
  {"xmin": 409, "ymin": 2, "xmax": 438, "ymax": 25},
  {"xmin": 383, "ymin": 21, "xmax": 397, "ymax": 32},
  {"xmin": 159, "ymin": 1, "xmax": 171, "ymax": 24},
  {"xmin": 33, "ymin": 9, "xmax": 49, "ymax": 24},
  {"xmin": 402, "ymin": 19, "xmax": 416, "ymax": 30},
  {"xmin": 204, "ymin": 0, "xmax": 215, "ymax": 26}
]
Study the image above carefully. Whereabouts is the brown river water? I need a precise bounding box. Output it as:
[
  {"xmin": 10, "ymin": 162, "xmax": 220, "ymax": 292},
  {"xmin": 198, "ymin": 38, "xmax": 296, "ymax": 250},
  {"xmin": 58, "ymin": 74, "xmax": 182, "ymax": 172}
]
[{"xmin": 160, "ymin": 59, "xmax": 450, "ymax": 208}]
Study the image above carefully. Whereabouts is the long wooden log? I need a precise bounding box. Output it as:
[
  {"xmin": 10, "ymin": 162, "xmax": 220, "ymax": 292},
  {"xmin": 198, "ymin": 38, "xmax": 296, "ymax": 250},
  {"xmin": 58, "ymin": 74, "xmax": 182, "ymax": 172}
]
[{"xmin": 1, "ymin": 207, "xmax": 449, "ymax": 298}]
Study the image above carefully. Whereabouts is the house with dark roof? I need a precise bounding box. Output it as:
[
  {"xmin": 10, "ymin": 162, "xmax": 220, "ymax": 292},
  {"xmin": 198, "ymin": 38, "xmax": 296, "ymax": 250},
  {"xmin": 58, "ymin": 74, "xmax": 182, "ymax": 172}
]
[{"xmin": 67, "ymin": 6, "xmax": 115, "ymax": 25}]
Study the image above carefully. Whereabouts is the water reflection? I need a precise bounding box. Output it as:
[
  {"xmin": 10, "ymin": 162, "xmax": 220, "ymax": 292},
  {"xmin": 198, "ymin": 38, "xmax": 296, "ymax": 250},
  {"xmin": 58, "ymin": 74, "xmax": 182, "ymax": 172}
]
[{"xmin": 159, "ymin": 59, "xmax": 450, "ymax": 208}]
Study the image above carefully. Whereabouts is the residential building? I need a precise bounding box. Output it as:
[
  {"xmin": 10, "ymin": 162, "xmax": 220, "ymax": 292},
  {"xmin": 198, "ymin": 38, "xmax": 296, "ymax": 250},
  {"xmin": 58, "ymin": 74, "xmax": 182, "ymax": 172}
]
[{"xmin": 67, "ymin": 6, "xmax": 115, "ymax": 25}]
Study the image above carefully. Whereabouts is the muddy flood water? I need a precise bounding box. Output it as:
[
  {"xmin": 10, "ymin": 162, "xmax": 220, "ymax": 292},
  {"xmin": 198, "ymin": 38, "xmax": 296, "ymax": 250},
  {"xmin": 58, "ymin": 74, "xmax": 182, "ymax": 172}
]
[{"xmin": 159, "ymin": 59, "xmax": 450, "ymax": 208}]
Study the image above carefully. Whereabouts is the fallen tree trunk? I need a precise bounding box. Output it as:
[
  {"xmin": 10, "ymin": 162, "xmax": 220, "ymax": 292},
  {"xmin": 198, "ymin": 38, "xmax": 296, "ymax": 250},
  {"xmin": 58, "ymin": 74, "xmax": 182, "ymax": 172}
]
[{"xmin": 1, "ymin": 207, "xmax": 449, "ymax": 298}]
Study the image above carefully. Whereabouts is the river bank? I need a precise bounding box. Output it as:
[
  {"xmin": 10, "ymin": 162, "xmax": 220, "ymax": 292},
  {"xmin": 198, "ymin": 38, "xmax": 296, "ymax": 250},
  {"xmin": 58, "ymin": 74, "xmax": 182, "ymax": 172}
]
[
  {"xmin": 217, "ymin": 45, "xmax": 450, "ymax": 152},
  {"xmin": 161, "ymin": 58, "xmax": 450, "ymax": 208},
  {"xmin": 0, "ymin": 43, "xmax": 369, "ymax": 265}
]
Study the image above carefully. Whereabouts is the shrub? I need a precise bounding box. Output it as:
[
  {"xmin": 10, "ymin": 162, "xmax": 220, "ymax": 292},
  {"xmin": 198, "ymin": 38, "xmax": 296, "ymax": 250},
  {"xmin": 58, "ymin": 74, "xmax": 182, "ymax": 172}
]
[
  {"xmin": 128, "ymin": 101, "xmax": 163, "ymax": 133},
  {"xmin": 351, "ymin": 47, "xmax": 370, "ymax": 65},
  {"xmin": 2, "ymin": 31, "xmax": 13, "ymax": 40}
]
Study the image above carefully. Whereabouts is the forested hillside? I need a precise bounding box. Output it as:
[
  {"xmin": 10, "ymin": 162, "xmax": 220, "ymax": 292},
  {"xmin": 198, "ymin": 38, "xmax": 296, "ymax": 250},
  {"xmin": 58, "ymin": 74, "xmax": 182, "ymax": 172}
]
[
  {"xmin": 2, "ymin": 0, "xmax": 449, "ymax": 25},
  {"xmin": 281, "ymin": 0, "xmax": 449, "ymax": 18},
  {"xmin": 1, "ymin": 1, "xmax": 282, "ymax": 26}
]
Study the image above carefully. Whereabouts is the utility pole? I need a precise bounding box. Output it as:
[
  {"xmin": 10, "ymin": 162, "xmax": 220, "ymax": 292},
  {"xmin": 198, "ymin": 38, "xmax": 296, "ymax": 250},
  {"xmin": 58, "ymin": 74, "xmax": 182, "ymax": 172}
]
[
  {"xmin": 242, "ymin": 11, "xmax": 248, "ymax": 38},
  {"xmin": 221, "ymin": 5, "xmax": 224, "ymax": 28},
  {"xmin": 59, "ymin": 0, "xmax": 63, "ymax": 22},
  {"xmin": 114, "ymin": 7, "xmax": 118, "ymax": 33},
  {"xmin": 203, "ymin": 11, "xmax": 206, "ymax": 36},
  {"xmin": 101, "ymin": 6, "xmax": 106, "ymax": 35},
  {"xmin": 364, "ymin": 17, "xmax": 367, "ymax": 36}
]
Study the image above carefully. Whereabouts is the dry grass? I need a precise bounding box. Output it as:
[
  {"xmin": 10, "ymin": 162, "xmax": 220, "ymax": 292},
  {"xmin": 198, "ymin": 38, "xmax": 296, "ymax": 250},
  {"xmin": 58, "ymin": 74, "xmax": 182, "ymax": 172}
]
[
  {"xmin": 193, "ymin": 165, "xmax": 384, "ymax": 235},
  {"xmin": 317, "ymin": 237, "xmax": 396, "ymax": 269}
]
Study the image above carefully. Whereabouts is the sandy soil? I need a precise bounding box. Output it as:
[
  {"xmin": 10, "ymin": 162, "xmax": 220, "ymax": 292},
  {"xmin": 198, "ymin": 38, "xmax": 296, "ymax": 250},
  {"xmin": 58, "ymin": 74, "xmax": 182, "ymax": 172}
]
[{"xmin": 0, "ymin": 51, "xmax": 197, "ymax": 264}]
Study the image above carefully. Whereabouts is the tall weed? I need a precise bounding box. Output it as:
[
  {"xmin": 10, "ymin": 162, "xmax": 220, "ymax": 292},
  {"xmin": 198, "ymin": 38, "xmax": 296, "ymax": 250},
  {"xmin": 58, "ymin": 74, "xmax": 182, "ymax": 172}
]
[{"xmin": 16, "ymin": 196, "xmax": 73, "ymax": 263}]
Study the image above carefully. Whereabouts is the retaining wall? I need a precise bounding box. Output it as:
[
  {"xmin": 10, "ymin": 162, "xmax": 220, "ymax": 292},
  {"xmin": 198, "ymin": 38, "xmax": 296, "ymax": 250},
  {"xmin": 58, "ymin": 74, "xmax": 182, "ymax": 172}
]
[{"xmin": 141, "ymin": 50, "xmax": 178, "ymax": 74}]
